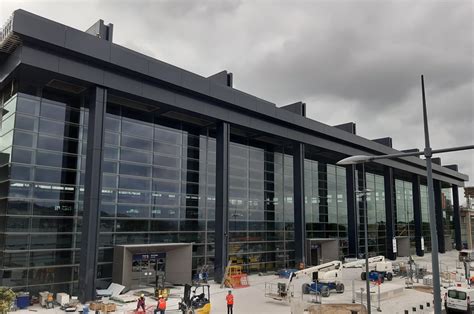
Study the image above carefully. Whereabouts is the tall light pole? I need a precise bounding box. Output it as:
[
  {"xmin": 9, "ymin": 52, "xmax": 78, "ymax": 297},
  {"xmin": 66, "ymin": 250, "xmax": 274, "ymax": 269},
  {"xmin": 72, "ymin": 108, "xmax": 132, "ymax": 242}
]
[
  {"xmin": 357, "ymin": 162, "xmax": 372, "ymax": 314},
  {"xmin": 337, "ymin": 75, "xmax": 474, "ymax": 314}
]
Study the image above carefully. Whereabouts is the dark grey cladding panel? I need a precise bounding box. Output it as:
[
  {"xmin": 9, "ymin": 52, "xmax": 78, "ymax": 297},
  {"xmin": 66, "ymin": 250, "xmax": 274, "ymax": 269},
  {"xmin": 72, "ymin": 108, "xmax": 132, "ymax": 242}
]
[
  {"xmin": 234, "ymin": 91, "xmax": 258, "ymax": 112},
  {"xmin": 372, "ymin": 137, "xmax": 393, "ymax": 148},
  {"xmin": 445, "ymin": 164, "xmax": 459, "ymax": 171},
  {"xmin": 333, "ymin": 122, "xmax": 356, "ymax": 134},
  {"xmin": 209, "ymin": 82, "xmax": 235, "ymax": 104},
  {"xmin": 148, "ymin": 59, "xmax": 182, "ymax": 85},
  {"xmin": 175, "ymin": 93, "xmax": 229, "ymax": 121},
  {"xmin": 182, "ymin": 71, "xmax": 210, "ymax": 95},
  {"xmin": 59, "ymin": 57, "xmax": 104, "ymax": 85},
  {"xmin": 276, "ymin": 107, "xmax": 298, "ymax": 124},
  {"xmin": 208, "ymin": 71, "xmax": 228, "ymax": 85},
  {"xmin": 0, "ymin": 47, "xmax": 22, "ymax": 83},
  {"xmin": 111, "ymin": 45, "xmax": 148, "ymax": 75},
  {"xmin": 20, "ymin": 45, "xmax": 59, "ymax": 73},
  {"xmin": 65, "ymin": 27, "xmax": 111, "ymax": 62},
  {"xmin": 13, "ymin": 9, "xmax": 66, "ymax": 47},
  {"xmin": 402, "ymin": 148, "xmax": 420, "ymax": 153},
  {"xmin": 228, "ymin": 110, "xmax": 251, "ymax": 127},
  {"xmin": 255, "ymin": 99, "xmax": 277, "ymax": 117},
  {"xmin": 432, "ymin": 157, "xmax": 441, "ymax": 165},
  {"xmin": 142, "ymin": 83, "xmax": 176, "ymax": 105},
  {"xmin": 104, "ymin": 71, "xmax": 143, "ymax": 96},
  {"xmin": 281, "ymin": 102, "xmax": 305, "ymax": 116}
]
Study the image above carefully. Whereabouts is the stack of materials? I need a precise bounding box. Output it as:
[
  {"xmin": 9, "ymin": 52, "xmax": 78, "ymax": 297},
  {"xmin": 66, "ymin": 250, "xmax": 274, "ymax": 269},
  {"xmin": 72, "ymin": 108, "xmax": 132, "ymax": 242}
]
[
  {"xmin": 56, "ymin": 293, "xmax": 70, "ymax": 306},
  {"xmin": 423, "ymin": 275, "xmax": 433, "ymax": 286},
  {"xmin": 89, "ymin": 302, "xmax": 117, "ymax": 313}
]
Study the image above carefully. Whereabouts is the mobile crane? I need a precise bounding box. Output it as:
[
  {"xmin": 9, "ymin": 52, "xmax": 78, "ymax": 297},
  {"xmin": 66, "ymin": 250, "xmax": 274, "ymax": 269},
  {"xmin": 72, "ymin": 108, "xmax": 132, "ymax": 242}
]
[
  {"xmin": 265, "ymin": 260, "xmax": 345, "ymax": 301},
  {"xmin": 343, "ymin": 255, "xmax": 394, "ymax": 282}
]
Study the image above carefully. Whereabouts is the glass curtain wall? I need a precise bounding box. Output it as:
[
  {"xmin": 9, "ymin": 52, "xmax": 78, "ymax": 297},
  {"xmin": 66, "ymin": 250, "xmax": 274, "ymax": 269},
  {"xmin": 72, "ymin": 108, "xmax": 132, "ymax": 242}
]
[
  {"xmin": 304, "ymin": 160, "xmax": 348, "ymax": 257},
  {"xmin": 0, "ymin": 92, "xmax": 86, "ymax": 294},
  {"xmin": 420, "ymin": 185, "xmax": 431, "ymax": 252},
  {"xmin": 395, "ymin": 180, "xmax": 414, "ymax": 254},
  {"xmin": 442, "ymin": 187, "xmax": 454, "ymax": 250},
  {"xmin": 228, "ymin": 142, "xmax": 295, "ymax": 272},
  {"xmin": 358, "ymin": 172, "xmax": 386, "ymax": 256},
  {"xmin": 98, "ymin": 102, "xmax": 216, "ymax": 287}
]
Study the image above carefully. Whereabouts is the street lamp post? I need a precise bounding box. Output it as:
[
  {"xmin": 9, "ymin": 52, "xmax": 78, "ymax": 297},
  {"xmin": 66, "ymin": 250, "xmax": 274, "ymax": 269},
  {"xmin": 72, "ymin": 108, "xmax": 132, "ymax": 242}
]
[
  {"xmin": 337, "ymin": 75, "xmax": 474, "ymax": 314},
  {"xmin": 356, "ymin": 162, "xmax": 372, "ymax": 314}
]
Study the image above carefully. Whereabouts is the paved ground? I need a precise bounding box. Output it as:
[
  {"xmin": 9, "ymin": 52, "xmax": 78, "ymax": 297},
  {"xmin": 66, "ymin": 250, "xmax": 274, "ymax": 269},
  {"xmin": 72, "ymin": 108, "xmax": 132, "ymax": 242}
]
[{"xmin": 11, "ymin": 250, "xmax": 466, "ymax": 314}]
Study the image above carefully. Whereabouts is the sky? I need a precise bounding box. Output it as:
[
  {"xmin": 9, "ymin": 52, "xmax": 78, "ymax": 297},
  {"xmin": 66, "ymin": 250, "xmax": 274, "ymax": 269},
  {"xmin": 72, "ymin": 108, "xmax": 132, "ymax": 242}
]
[{"xmin": 1, "ymin": 0, "xmax": 473, "ymax": 200}]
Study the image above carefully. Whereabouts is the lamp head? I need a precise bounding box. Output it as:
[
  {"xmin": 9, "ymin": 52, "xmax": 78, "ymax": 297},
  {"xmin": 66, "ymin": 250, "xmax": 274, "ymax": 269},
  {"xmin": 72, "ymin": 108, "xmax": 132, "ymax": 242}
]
[{"xmin": 336, "ymin": 155, "xmax": 373, "ymax": 165}]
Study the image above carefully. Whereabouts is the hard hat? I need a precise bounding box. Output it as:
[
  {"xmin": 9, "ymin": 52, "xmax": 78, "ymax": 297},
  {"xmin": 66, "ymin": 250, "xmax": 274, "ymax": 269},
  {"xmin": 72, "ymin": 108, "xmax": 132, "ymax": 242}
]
[
  {"xmin": 159, "ymin": 295, "xmax": 162, "ymax": 298},
  {"xmin": 141, "ymin": 294, "xmax": 144, "ymax": 297}
]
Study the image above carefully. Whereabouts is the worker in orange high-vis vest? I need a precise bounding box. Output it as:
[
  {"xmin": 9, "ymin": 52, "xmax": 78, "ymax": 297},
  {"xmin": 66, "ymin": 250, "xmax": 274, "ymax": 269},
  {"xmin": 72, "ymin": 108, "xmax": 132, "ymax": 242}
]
[
  {"xmin": 155, "ymin": 295, "xmax": 166, "ymax": 314},
  {"xmin": 226, "ymin": 290, "xmax": 234, "ymax": 314}
]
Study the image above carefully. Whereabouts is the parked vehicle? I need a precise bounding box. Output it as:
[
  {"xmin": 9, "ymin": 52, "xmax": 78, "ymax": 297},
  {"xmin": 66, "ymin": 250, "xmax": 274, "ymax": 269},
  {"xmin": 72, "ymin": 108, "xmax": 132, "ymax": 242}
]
[{"xmin": 444, "ymin": 286, "xmax": 474, "ymax": 313}]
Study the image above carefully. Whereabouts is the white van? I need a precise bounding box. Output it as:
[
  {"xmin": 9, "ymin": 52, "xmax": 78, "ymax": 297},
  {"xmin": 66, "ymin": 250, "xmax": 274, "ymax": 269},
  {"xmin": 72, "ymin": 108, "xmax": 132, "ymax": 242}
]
[{"xmin": 445, "ymin": 286, "xmax": 474, "ymax": 313}]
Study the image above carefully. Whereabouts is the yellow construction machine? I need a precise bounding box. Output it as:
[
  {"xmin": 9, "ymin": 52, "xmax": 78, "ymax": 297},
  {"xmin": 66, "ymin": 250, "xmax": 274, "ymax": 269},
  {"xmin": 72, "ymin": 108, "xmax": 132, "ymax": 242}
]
[{"xmin": 178, "ymin": 284, "xmax": 211, "ymax": 314}]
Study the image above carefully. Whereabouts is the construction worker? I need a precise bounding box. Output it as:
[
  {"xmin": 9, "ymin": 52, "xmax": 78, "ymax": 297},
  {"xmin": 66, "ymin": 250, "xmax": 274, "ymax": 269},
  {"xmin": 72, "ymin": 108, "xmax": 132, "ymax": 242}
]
[
  {"xmin": 136, "ymin": 294, "xmax": 146, "ymax": 312},
  {"xmin": 226, "ymin": 290, "xmax": 234, "ymax": 314},
  {"xmin": 156, "ymin": 295, "xmax": 166, "ymax": 314}
]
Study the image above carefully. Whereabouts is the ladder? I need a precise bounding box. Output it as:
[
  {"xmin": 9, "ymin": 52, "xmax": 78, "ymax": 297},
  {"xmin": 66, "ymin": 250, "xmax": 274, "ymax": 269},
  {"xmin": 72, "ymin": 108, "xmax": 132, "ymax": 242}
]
[{"xmin": 220, "ymin": 260, "xmax": 232, "ymax": 288}]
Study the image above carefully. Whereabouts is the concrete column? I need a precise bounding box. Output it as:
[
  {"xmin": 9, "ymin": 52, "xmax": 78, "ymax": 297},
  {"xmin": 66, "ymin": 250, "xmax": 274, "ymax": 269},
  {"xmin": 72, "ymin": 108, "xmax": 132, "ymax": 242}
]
[
  {"xmin": 346, "ymin": 165, "xmax": 358, "ymax": 258},
  {"xmin": 79, "ymin": 86, "xmax": 106, "ymax": 302},
  {"xmin": 434, "ymin": 180, "xmax": 445, "ymax": 253},
  {"xmin": 452, "ymin": 185, "xmax": 462, "ymax": 251},
  {"xmin": 293, "ymin": 142, "xmax": 306, "ymax": 266},
  {"xmin": 384, "ymin": 167, "xmax": 397, "ymax": 260},
  {"xmin": 412, "ymin": 174, "xmax": 424, "ymax": 256},
  {"xmin": 214, "ymin": 122, "xmax": 230, "ymax": 283}
]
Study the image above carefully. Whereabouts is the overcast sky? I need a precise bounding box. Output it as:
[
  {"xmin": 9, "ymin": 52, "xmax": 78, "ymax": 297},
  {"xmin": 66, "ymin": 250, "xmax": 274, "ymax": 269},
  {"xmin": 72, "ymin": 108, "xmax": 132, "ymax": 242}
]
[{"xmin": 1, "ymin": 0, "xmax": 473, "ymax": 198}]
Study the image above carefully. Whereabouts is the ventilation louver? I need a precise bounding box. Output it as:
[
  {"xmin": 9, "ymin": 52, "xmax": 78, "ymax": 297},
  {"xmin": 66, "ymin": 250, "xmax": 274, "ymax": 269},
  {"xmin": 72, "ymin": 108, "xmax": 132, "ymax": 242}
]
[
  {"xmin": 46, "ymin": 79, "xmax": 87, "ymax": 94},
  {"xmin": 0, "ymin": 15, "xmax": 21, "ymax": 54}
]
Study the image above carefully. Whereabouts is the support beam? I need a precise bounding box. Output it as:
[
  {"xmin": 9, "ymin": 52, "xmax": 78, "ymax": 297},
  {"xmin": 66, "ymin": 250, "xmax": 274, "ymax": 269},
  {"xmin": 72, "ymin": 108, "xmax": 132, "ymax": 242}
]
[
  {"xmin": 412, "ymin": 174, "xmax": 424, "ymax": 256},
  {"xmin": 293, "ymin": 142, "xmax": 306, "ymax": 266},
  {"xmin": 214, "ymin": 122, "xmax": 230, "ymax": 283},
  {"xmin": 434, "ymin": 179, "xmax": 445, "ymax": 253},
  {"xmin": 346, "ymin": 165, "xmax": 358, "ymax": 258},
  {"xmin": 384, "ymin": 167, "xmax": 396, "ymax": 260},
  {"xmin": 79, "ymin": 86, "xmax": 106, "ymax": 302},
  {"xmin": 452, "ymin": 185, "xmax": 462, "ymax": 251}
]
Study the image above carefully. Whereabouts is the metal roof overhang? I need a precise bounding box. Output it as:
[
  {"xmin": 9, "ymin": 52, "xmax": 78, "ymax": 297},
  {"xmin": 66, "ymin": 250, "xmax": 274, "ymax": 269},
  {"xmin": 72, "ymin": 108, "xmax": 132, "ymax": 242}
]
[{"xmin": 0, "ymin": 9, "xmax": 469, "ymax": 186}]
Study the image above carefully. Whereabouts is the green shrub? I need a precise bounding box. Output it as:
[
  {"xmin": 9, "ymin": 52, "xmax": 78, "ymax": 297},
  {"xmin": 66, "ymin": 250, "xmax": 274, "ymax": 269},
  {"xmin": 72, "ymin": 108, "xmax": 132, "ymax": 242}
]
[{"xmin": 0, "ymin": 287, "xmax": 16, "ymax": 314}]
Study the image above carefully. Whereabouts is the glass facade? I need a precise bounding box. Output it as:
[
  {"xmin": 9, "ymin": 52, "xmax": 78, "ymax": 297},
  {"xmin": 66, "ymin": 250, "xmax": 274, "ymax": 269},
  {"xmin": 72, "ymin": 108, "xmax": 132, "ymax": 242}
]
[
  {"xmin": 442, "ymin": 188, "xmax": 454, "ymax": 250},
  {"xmin": 420, "ymin": 185, "xmax": 431, "ymax": 252},
  {"xmin": 227, "ymin": 142, "xmax": 294, "ymax": 272},
  {"xmin": 98, "ymin": 102, "xmax": 216, "ymax": 287},
  {"xmin": 304, "ymin": 160, "xmax": 348, "ymax": 257},
  {"xmin": 358, "ymin": 172, "xmax": 386, "ymax": 256},
  {"xmin": 395, "ymin": 179, "xmax": 414, "ymax": 254},
  {"xmin": 0, "ymin": 90, "xmax": 460, "ymax": 293},
  {"xmin": 0, "ymin": 92, "xmax": 86, "ymax": 293}
]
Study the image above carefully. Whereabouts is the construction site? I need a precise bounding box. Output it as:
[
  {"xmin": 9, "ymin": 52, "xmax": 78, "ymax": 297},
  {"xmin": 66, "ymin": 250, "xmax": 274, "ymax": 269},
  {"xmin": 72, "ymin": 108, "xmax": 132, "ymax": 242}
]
[{"xmin": 4, "ymin": 249, "xmax": 474, "ymax": 313}]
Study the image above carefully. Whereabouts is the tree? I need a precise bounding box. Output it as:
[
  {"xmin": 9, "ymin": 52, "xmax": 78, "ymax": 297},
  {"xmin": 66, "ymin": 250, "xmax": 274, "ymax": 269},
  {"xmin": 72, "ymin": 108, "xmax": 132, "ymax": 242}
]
[{"xmin": 0, "ymin": 287, "xmax": 16, "ymax": 314}]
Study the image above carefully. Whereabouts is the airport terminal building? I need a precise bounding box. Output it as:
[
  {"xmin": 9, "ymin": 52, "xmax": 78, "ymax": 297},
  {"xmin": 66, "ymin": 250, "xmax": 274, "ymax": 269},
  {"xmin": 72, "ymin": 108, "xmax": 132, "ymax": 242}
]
[{"xmin": 0, "ymin": 10, "xmax": 469, "ymax": 299}]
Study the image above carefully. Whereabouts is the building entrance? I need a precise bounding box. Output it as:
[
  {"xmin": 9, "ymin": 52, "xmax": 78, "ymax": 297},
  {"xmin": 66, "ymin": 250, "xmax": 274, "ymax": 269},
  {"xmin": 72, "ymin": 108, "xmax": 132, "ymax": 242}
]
[
  {"xmin": 113, "ymin": 243, "xmax": 192, "ymax": 290},
  {"xmin": 131, "ymin": 253, "xmax": 166, "ymax": 287},
  {"xmin": 306, "ymin": 238, "xmax": 339, "ymax": 266}
]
